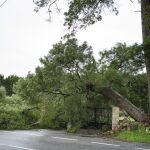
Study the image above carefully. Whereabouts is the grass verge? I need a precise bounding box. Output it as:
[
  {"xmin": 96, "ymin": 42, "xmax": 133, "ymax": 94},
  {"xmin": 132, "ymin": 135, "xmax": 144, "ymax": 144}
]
[{"xmin": 116, "ymin": 130, "xmax": 150, "ymax": 143}]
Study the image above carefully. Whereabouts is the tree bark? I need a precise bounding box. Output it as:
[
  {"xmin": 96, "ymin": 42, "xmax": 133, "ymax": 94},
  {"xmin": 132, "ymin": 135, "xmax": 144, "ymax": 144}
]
[
  {"xmin": 141, "ymin": 0, "xmax": 150, "ymax": 112},
  {"xmin": 98, "ymin": 87, "xmax": 150, "ymax": 124}
]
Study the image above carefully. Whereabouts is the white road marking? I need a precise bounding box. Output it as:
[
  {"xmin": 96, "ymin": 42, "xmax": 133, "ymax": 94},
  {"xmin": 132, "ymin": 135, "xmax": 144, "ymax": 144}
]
[
  {"xmin": 52, "ymin": 136, "xmax": 78, "ymax": 141},
  {"xmin": 24, "ymin": 133, "xmax": 44, "ymax": 136},
  {"xmin": 1, "ymin": 131, "xmax": 17, "ymax": 134},
  {"xmin": 91, "ymin": 142, "xmax": 120, "ymax": 147},
  {"xmin": 136, "ymin": 148, "xmax": 150, "ymax": 150},
  {"xmin": 0, "ymin": 144, "xmax": 36, "ymax": 150},
  {"xmin": 2, "ymin": 131, "xmax": 44, "ymax": 137}
]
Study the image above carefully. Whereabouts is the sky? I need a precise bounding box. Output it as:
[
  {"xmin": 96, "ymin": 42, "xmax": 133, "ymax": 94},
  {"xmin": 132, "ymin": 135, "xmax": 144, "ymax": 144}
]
[{"xmin": 0, "ymin": 0, "xmax": 142, "ymax": 77}]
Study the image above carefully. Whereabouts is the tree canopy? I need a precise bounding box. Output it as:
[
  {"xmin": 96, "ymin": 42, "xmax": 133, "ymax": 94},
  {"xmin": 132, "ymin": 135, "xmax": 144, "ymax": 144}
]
[
  {"xmin": 34, "ymin": 0, "xmax": 118, "ymax": 30},
  {"xmin": 33, "ymin": 0, "xmax": 150, "ymax": 113}
]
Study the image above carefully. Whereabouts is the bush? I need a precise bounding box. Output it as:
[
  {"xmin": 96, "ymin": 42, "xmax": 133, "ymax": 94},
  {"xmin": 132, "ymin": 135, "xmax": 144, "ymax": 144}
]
[
  {"xmin": 0, "ymin": 111, "xmax": 26, "ymax": 129},
  {"xmin": 38, "ymin": 101, "xmax": 66, "ymax": 129},
  {"xmin": 0, "ymin": 94, "xmax": 27, "ymax": 129}
]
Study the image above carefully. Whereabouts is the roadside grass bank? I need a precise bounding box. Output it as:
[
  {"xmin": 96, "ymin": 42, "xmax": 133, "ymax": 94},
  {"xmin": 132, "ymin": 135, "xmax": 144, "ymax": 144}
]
[{"xmin": 115, "ymin": 130, "xmax": 150, "ymax": 143}]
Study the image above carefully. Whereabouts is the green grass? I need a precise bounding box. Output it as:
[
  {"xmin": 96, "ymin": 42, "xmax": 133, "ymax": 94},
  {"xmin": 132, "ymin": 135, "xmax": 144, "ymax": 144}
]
[{"xmin": 116, "ymin": 130, "xmax": 150, "ymax": 143}]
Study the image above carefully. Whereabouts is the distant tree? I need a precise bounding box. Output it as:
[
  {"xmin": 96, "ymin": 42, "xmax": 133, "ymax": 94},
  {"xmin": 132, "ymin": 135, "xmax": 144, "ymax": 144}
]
[
  {"xmin": 0, "ymin": 74, "xmax": 20, "ymax": 96},
  {"xmin": 0, "ymin": 74, "xmax": 5, "ymax": 86},
  {"xmin": 4, "ymin": 75, "xmax": 20, "ymax": 96},
  {"xmin": 0, "ymin": 86, "xmax": 6, "ymax": 100}
]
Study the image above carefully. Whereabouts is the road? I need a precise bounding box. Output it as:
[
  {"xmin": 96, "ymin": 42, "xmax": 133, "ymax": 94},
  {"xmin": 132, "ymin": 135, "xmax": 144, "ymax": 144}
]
[{"xmin": 0, "ymin": 130, "xmax": 150, "ymax": 150}]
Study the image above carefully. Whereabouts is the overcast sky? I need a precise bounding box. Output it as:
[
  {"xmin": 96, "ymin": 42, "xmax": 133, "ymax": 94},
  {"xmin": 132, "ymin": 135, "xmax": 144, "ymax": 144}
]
[{"xmin": 0, "ymin": 0, "xmax": 142, "ymax": 77}]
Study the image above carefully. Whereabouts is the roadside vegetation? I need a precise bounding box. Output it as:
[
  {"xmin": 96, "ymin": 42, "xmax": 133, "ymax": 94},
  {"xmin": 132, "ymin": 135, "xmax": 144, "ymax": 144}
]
[
  {"xmin": 116, "ymin": 130, "xmax": 150, "ymax": 143},
  {"xmin": 0, "ymin": 39, "xmax": 149, "ymax": 133}
]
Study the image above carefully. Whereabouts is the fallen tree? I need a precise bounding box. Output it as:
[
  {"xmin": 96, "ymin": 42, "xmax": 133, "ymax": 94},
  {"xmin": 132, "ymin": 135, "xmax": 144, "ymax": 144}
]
[{"xmin": 97, "ymin": 86, "xmax": 150, "ymax": 125}]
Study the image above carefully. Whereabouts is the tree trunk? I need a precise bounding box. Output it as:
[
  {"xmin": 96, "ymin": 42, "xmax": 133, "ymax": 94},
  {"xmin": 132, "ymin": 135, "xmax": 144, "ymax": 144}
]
[
  {"xmin": 141, "ymin": 0, "xmax": 150, "ymax": 112},
  {"xmin": 98, "ymin": 87, "xmax": 150, "ymax": 124}
]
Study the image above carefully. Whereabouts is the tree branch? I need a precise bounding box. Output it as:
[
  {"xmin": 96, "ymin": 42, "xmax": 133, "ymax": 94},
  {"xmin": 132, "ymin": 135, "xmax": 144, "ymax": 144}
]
[
  {"xmin": 43, "ymin": 89, "xmax": 70, "ymax": 97},
  {"xmin": 0, "ymin": 0, "xmax": 8, "ymax": 8}
]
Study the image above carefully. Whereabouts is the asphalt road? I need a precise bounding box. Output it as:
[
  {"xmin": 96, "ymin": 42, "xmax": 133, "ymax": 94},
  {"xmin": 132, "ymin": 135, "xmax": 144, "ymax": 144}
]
[{"xmin": 0, "ymin": 130, "xmax": 150, "ymax": 150}]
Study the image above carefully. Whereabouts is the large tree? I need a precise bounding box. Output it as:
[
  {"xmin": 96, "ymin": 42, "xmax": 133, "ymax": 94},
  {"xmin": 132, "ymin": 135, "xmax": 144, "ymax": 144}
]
[
  {"xmin": 141, "ymin": 0, "xmax": 150, "ymax": 112},
  {"xmin": 34, "ymin": 0, "xmax": 150, "ymax": 123}
]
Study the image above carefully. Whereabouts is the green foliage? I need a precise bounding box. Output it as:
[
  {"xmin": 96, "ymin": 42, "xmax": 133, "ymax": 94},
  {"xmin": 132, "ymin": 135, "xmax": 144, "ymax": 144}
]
[
  {"xmin": 99, "ymin": 43, "xmax": 145, "ymax": 74},
  {"xmin": 13, "ymin": 38, "xmax": 109, "ymax": 129},
  {"xmin": 0, "ymin": 111, "xmax": 25, "ymax": 129},
  {"xmin": 1, "ymin": 38, "xmax": 148, "ymax": 130},
  {"xmin": 22, "ymin": 109, "xmax": 40, "ymax": 128},
  {"xmin": 36, "ymin": 38, "xmax": 101, "ymax": 128},
  {"xmin": 39, "ymin": 100, "xmax": 66, "ymax": 129},
  {"xmin": 99, "ymin": 43, "xmax": 148, "ymax": 112},
  {"xmin": 0, "ymin": 94, "xmax": 26, "ymax": 129},
  {"xmin": 126, "ymin": 74, "xmax": 148, "ymax": 112},
  {"xmin": 14, "ymin": 74, "xmax": 41, "ymax": 105}
]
